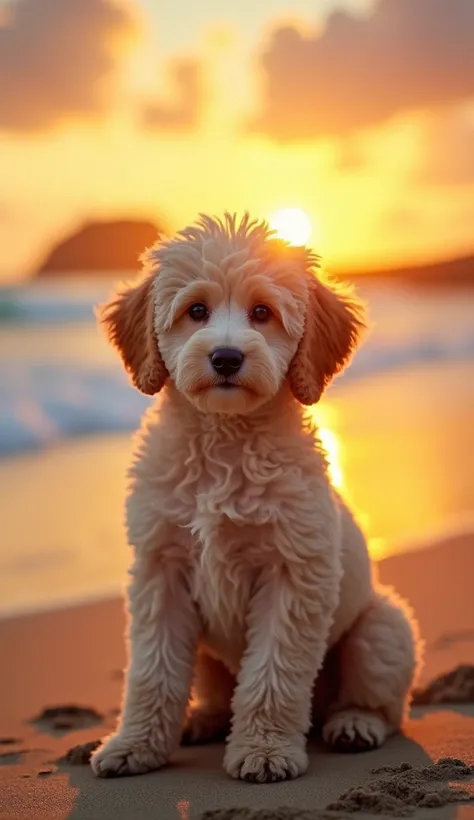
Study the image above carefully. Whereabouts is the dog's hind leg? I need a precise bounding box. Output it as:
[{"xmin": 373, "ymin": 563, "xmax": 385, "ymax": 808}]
[
  {"xmin": 322, "ymin": 588, "xmax": 422, "ymax": 753},
  {"xmin": 181, "ymin": 648, "xmax": 235, "ymax": 745}
]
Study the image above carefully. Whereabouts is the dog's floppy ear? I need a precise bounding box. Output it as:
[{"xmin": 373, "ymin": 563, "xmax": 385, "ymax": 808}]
[
  {"xmin": 288, "ymin": 274, "xmax": 365, "ymax": 405},
  {"xmin": 99, "ymin": 272, "xmax": 168, "ymax": 396}
]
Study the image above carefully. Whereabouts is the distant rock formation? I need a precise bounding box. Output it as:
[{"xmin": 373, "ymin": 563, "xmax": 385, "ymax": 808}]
[
  {"xmin": 336, "ymin": 254, "xmax": 474, "ymax": 286},
  {"xmin": 35, "ymin": 218, "xmax": 474, "ymax": 286},
  {"xmin": 36, "ymin": 219, "xmax": 162, "ymax": 275}
]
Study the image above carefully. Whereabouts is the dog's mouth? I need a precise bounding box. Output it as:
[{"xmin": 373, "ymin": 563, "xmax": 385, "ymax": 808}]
[
  {"xmin": 191, "ymin": 378, "xmax": 241, "ymax": 395},
  {"xmin": 213, "ymin": 379, "xmax": 261, "ymax": 398},
  {"xmin": 192, "ymin": 378, "xmax": 259, "ymax": 397}
]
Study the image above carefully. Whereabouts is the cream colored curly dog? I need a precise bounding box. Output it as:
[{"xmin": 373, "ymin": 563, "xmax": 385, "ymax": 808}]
[{"xmin": 91, "ymin": 213, "xmax": 421, "ymax": 783}]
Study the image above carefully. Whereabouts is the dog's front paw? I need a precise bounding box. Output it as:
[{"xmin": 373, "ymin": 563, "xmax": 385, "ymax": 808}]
[
  {"xmin": 224, "ymin": 734, "xmax": 308, "ymax": 783},
  {"xmin": 90, "ymin": 733, "xmax": 168, "ymax": 778}
]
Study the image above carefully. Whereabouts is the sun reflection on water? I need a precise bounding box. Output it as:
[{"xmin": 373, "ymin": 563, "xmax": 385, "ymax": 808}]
[
  {"xmin": 309, "ymin": 404, "xmax": 345, "ymax": 492},
  {"xmin": 367, "ymin": 536, "xmax": 387, "ymax": 560},
  {"xmin": 319, "ymin": 425, "xmax": 344, "ymax": 490},
  {"xmin": 308, "ymin": 404, "xmax": 388, "ymax": 561}
]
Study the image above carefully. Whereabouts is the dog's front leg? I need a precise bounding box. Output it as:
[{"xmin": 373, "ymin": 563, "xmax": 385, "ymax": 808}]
[
  {"xmin": 224, "ymin": 546, "xmax": 340, "ymax": 783},
  {"xmin": 91, "ymin": 551, "xmax": 199, "ymax": 777}
]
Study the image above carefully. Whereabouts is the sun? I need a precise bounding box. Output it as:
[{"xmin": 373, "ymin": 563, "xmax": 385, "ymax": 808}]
[{"xmin": 269, "ymin": 207, "xmax": 312, "ymax": 246}]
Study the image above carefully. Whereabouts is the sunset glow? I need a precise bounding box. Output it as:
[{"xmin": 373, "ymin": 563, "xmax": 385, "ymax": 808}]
[
  {"xmin": 0, "ymin": 0, "xmax": 473, "ymax": 279},
  {"xmin": 269, "ymin": 208, "xmax": 313, "ymax": 247},
  {"xmin": 318, "ymin": 425, "xmax": 344, "ymax": 490}
]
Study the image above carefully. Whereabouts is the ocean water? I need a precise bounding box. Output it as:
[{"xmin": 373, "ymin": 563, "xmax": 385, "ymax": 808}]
[{"xmin": 1, "ymin": 276, "xmax": 474, "ymax": 458}]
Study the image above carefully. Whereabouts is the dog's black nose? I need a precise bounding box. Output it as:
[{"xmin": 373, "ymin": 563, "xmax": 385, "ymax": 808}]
[{"xmin": 210, "ymin": 347, "xmax": 244, "ymax": 377}]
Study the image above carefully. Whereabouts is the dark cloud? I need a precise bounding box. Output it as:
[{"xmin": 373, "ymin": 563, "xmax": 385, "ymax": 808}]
[
  {"xmin": 252, "ymin": 0, "xmax": 474, "ymax": 140},
  {"xmin": 141, "ymin": 60, "xmax": 202, "ymax": 131},
  {"xmin": 0, "ymin": 0, "xmax": 137, "ymax": 131}
]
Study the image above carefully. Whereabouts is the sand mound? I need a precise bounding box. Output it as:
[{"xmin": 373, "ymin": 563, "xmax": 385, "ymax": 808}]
[
  {"xmin": 60, "ymin": 740, "xmax": 101, "ymax": 765},
  {"xmin": 31, "ymin": 705, "xmax": 103, "ymax": 735},
  {"xmin": 201, "ymin": 812, "xmax": 344, "ymax": 819},
  {"xmin": 412, "ymin": 665, "xmax": 474, "ymax": 705},
  {"xmin": 201, "ymin": 758, "xmax": 473, "ymax": 819},
  {"xmin": 327, "ymin": 758, "xmax": 473, "ymax": 816}
]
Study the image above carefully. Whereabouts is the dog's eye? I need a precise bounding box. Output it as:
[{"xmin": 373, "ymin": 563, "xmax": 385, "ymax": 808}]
[
  {"xmin": 188, "ymin": 303, "xmax": 209, "ymax": 322},
  {"xmin": 251, "ymin": 304, "xmax": 272, "ymax": 323}
]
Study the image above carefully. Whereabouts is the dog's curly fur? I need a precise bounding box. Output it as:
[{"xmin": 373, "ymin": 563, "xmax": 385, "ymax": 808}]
[{"xmin": 91, "ymin": 213, "xmax": 422, "ymax": 783}]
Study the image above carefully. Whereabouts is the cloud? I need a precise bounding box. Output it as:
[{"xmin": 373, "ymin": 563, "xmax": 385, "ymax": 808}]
[
  {"xmin": 333, "ymin": 137, "xmax": 368, "ymax": 172},
  {"xmin": 0, "ymin": 0, "xmax": 138, "ymax": 132},
  {"xmin": 251, "ymin": 0, "xmax": 474, "ymax": 140},
  {"xmin": 140, "ymin": 60, "xmax": 202, "ymax": 131},
  {"xmin": 416, "ymin": 110, "xmax": 474, "ymax": 186}
]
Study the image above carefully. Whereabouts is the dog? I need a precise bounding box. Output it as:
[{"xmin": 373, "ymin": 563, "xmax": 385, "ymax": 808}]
[{"xmin": 91, "ymin": 213, "xmax": 421, "ymax": 783}]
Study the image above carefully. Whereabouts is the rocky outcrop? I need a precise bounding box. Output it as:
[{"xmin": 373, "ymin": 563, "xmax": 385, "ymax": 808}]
[{"xmin": 36, "ymin": 219, "xmax": 162, "ymax": 275}]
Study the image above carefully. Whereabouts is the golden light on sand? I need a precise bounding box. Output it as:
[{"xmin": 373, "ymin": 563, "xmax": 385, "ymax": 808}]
[{"xmin": 269, "ymin": 207, "xmax": 312, "ymax": 246}]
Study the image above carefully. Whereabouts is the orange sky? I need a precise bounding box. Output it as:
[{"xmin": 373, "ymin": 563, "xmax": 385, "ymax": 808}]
[{"xmin": 0, "ymin": 0, "xmax": 473, "ymax": 279}]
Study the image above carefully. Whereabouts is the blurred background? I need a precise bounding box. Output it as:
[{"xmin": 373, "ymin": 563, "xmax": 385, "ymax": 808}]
[{"xmin": 1, "ymin": 0, "xmax": 474, "ymax": 617}]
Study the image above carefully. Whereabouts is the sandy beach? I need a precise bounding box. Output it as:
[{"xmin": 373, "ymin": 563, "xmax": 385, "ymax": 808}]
[{"xmin": 1, "ymin": 527, "xmax": 473, "ymax": 820}]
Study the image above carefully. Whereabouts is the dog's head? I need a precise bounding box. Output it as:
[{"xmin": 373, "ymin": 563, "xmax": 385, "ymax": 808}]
[{"xmin": 101, "ymin": 213, "xmax": 365, "ymax": 414}]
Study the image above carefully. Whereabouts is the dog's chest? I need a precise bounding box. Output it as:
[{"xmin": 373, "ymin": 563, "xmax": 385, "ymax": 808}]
[
  {"xmin": 188, "ymin": 497, "xmax": 275, "ymax": 645},
  {"xmin": 176, "ymin": 431, "xmax": 287, "ymax": 530},
  {"xmin": 190, "ymin": 521, "xmax": 257, "ymax": 656},
  {"xmin": 177, "ymin": 433, "xmax": 282, "ymax": 641}
]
